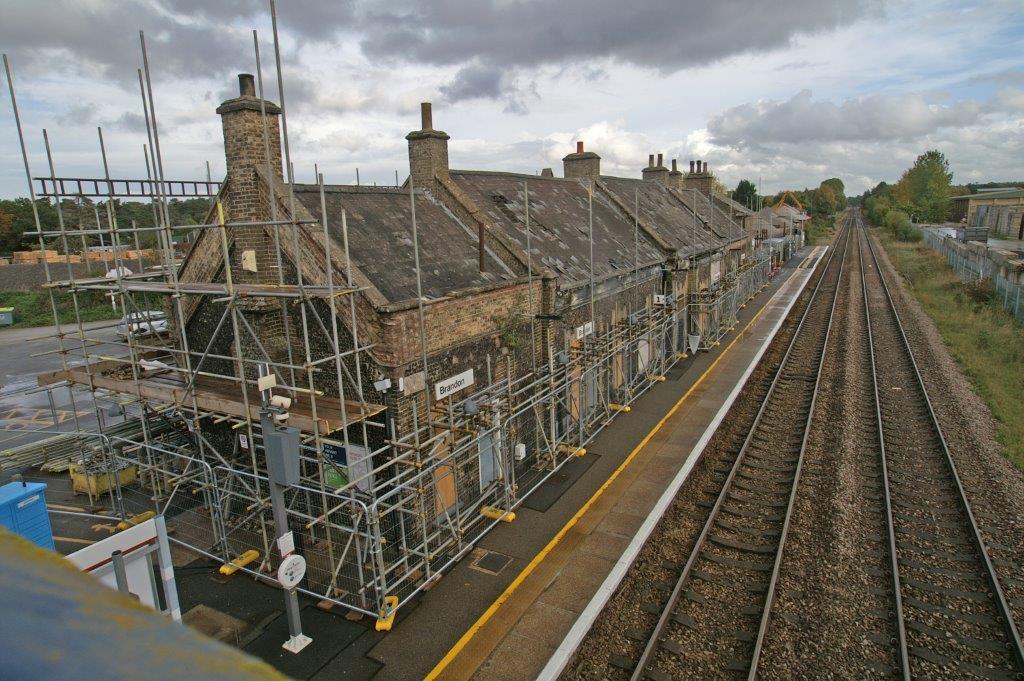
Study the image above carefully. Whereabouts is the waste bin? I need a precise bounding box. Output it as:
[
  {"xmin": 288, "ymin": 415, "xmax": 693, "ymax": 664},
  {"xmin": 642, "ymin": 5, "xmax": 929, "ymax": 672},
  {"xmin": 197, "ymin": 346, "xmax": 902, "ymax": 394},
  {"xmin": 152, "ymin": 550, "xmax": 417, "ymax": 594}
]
[{"xmin": 0, "ymin": 307, "xmax": 12, "ymax": 326}]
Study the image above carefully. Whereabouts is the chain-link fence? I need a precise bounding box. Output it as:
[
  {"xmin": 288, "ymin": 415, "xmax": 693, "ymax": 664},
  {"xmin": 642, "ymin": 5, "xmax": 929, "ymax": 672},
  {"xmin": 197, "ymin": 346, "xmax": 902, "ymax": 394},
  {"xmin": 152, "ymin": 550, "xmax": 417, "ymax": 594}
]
[{"xmin": 922, "ymin": 228, "xmax": 1023, "ymax": 322}]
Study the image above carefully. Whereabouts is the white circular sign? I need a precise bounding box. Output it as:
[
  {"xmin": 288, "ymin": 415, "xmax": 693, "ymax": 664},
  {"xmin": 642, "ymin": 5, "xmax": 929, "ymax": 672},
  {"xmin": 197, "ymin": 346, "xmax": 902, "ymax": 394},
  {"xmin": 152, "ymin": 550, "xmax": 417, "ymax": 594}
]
[{"xmin": 277, "ymin": 554, "xmax": 306, "ymax": 589}]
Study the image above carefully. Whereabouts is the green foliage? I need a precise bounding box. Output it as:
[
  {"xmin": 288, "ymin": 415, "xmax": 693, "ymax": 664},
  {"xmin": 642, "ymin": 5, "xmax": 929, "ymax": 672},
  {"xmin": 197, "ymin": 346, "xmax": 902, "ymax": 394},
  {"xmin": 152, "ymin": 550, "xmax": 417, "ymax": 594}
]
[
  {"xmin": 765, "ymin": 177, "xmax": 846, "ymax": 218},
  {"xmin": 0, "ymin": 290, "xmax": 121, "ymax": 328},
  {"xmin": 805, "ymin": 215, "xmax": 835, "ymax": 245},
  {"xmin": 882, "ymin": 209, "xmax": 922, "ymax": 242},
  {"xmin": 896, "ymin": 149, "xmax": 953, "ymax": 223},
  {"xmin": 732, "ymin": 179, "xmax": 759, "ymax": 208},
  {"xmin": 0, "ymin": 196, "xmax": 211, "ymax": 255},
  {"xmin": 491, "ymin": 295, "xmax": 527, "ymax": 349}
]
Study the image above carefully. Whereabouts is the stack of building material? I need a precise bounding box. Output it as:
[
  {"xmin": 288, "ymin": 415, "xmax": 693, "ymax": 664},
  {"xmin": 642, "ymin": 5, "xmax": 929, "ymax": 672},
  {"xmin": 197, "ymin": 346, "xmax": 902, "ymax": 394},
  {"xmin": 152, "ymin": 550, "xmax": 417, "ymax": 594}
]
[
  {"xmin": 0, "ymin": 416, "xmax": 174, "ymax": 473},
  {"xmin": 11, "ymin": 250, "xmax": 59, "ymax": 263}
]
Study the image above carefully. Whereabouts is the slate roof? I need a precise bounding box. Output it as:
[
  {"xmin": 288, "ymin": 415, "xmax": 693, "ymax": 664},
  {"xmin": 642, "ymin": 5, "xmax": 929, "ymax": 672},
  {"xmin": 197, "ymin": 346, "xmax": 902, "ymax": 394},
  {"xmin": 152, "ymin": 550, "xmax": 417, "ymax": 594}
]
[
  {"xmin": 292, "ymin": 184, "xmax": 514, "ymax": 303},
  {"xmin": 599, "ymin": 176, "xmax": 726, "ymax": 256},
  {"xmin": 772, "ymin": 204, "xmax": 811, "ymax": 223},
  {"xmin": 449, "ymin": 170, "xmax": 665, "ymax": 286},
  {"xmin": 713, "ymin": 192, "xmax": 754, "ymax": 217},
  {"xmin": 670, "ymin": 188, "xmax": 747, "ymax": 243}
]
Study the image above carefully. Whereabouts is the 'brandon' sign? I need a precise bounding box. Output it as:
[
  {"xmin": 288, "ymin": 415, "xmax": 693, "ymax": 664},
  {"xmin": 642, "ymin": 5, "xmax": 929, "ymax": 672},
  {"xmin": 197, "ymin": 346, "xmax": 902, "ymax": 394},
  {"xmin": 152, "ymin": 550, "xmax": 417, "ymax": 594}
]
[{"xmin": 434, "ymin": 368, "xmax": 475, "ymax": 401}]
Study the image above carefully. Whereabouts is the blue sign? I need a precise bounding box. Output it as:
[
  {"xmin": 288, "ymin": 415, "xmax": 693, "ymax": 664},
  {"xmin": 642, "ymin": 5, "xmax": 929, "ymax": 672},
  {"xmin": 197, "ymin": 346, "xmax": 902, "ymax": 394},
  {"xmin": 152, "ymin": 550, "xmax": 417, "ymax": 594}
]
[{"xmin": 322, "ymin": 442, "xmax": 347, "ymax": 465}]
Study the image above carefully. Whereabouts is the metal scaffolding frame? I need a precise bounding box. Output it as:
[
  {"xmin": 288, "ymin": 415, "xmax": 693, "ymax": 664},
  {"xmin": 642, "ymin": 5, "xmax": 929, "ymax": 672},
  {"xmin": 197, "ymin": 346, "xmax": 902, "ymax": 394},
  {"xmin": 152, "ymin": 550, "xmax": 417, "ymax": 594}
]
[{"xmin": 0, "ymin": 8, "xmax": 769, "ymax": 624}]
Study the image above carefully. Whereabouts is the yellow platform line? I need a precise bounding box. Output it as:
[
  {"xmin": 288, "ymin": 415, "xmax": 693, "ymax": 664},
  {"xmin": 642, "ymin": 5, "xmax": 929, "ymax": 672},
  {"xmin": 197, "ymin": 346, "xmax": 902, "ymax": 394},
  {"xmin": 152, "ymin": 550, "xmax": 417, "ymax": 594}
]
[{"xmin": 426, "ymin": 290, "xmax": 778, "ymax": 680}]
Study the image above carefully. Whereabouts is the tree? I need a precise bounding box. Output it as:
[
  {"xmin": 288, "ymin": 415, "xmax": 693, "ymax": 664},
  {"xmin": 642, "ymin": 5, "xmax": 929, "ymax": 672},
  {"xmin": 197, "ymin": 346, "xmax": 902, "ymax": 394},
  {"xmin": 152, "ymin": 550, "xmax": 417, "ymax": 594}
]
[
  {"xmin": 733, "ymin": 179, "xmax": 758, "ymax": 208},
  {"xmin": 896, "ymin": 149, "xmax": 953, "ymax": 223},
  {"xmin": 820, "ymin": 178, "xmax": 846, "ymax": 210}
]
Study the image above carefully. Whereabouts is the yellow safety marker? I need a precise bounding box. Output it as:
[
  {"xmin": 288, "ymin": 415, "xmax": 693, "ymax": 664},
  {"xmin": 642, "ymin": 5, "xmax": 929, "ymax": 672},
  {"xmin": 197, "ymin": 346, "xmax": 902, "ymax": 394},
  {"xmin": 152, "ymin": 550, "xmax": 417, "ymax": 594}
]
[
  {"xmin": 425, "ymin": 284, "xmax": 779, "ymax": 681},
  {"xmin": 675, "ymin": 352, "xmax": 689, "ymax": 360},
  {"xmin": 219, "ymin": 549, "xmax": 260, "ymax": 576},
  {"xmin": 608, "ymin": 403, "xmax": 632, "ymax": 413},
  {"xmin": 376, "ymin": 595, "xmax": 400, "ymax": 632},
  {"xmin": 480, "ymin": 506, "xmax": 516, "ymax": 523},
  {"xmin": 648, "ymin": 375, "xmax": 667, "ymax": 383},
  {"xmin": 116, "ymin": 511, "xmax": 155, "ymax": 531},
  {"xmin": 556, "ymin": 444, "xmax": 587, "ymax": 457}
]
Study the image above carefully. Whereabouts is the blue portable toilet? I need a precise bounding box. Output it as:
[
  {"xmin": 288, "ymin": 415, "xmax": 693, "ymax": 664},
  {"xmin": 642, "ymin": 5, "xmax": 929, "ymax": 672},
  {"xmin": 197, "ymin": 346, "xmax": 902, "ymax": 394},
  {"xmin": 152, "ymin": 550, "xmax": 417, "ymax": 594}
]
[{"xmin": 0, "ymin": 481, "xmax": 55, "ymax": 551}]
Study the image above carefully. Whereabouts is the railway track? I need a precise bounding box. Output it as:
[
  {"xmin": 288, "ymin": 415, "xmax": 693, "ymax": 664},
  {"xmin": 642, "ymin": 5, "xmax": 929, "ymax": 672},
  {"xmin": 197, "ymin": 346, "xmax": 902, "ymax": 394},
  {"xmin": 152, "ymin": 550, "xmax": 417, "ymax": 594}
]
[
  {"xmin": 618, "ymin": 221, "xmax": 853, "ymax": 680},
  {"xmin": 857, "ymin": 211, "xmax": 1024, "ymax": 679}
]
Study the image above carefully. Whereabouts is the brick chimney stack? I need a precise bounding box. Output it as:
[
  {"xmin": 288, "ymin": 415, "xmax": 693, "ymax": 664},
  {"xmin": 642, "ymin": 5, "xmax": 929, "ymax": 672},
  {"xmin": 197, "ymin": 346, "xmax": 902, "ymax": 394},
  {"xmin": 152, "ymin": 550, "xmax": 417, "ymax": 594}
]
[
  {"xmin": 216, "ymin": 73, "xmax": 283, "ymax": 213},
  {"xmin": 642, "ymin": 152, "xmax": 669, "ymax": 184},
  {"xmin": 668, "ymin": 158, "xmax": 684, "ymax": 190},
  {"xmin": 407, "ymin": 102, "xmax": 451, "ymax": 189},
  {"xmin": 683, "ymin": 158, "xmax": 715, "ymax": 195},
  {"xmin": 215, "ymin": 73, "xmax": 283, "ymax": 294},
  {"xmin": 562, "ymin": 140, "xmax": 601, "ymax": 180}
]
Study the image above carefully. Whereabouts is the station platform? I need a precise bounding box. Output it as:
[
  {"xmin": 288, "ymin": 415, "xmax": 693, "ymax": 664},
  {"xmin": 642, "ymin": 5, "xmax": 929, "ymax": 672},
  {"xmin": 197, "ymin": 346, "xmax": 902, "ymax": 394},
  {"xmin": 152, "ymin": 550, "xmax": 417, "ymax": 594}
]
[{"xmin": 365, "ymin": 248, "xmax": 827, "ymax": 681}]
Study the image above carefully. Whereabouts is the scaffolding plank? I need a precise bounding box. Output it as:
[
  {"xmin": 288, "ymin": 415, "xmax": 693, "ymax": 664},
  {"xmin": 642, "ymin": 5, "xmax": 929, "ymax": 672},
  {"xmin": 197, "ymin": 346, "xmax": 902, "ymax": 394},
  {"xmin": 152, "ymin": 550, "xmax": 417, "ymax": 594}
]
[{"xmin": 40, "ymin": 360, "xmax": 383, "ymax": 434}]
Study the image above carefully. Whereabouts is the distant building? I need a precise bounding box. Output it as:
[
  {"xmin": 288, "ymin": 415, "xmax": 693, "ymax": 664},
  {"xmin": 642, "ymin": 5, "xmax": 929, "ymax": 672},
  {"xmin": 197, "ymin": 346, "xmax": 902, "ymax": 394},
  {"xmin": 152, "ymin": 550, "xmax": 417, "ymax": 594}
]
[{"xmin": 951, "ymin": 187, "xmax": 1024, "ymax": 224}]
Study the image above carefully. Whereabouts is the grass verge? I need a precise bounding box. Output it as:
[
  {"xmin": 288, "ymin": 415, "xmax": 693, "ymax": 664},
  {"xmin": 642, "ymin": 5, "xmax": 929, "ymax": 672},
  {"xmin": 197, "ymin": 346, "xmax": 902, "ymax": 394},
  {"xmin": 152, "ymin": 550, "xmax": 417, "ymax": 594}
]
[
  {"xmin": 0, "ymin": 290, "xmax": 121, "ymax": 328},
  {"xmin": 875, "ymin": 228, "xmax": 1024, "ymax": 471},
  {"xmin": 805, "ymin": 215, "xmax": 835, "ymax": 245}
]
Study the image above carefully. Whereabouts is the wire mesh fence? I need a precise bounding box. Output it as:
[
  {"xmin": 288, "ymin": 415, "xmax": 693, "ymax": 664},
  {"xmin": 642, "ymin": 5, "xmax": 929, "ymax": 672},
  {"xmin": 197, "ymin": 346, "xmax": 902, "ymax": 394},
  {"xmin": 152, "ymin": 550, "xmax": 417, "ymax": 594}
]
[{"xmin": 922, "ymin": 228, "xmax": 1023, "ymax": 322}]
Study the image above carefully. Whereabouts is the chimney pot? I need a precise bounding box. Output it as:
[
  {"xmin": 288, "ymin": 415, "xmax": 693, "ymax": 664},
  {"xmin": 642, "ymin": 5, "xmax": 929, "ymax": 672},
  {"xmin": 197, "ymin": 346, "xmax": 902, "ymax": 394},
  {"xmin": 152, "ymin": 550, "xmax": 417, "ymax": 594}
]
[
  {"xmin": 697, "ymin": 160, "xmax": 703, "ymax": 173},
  {"xmin": 420, "ymin": 102, "xmax": 433, "ymax": 130},
  {"xmin": 689, "ymin": 160, "xmax": 695, "ymax": 173},
  {"xmin": 671, "ymin": 159, "xmax": 678, "ymax": 172},
  {"xmin": 657, "ymin": 153, "xmax": 663, "ymax": 168},
  {"xmin": 238, "ymin": 73, "xmax": 256, "ymax": 97},
  {"xmin": 648, "ymin": 154, "xmax": 655, "ymax": 168},
  {"xmin": 704, "ymin": 163, "xmax": 710, "ymax": 174},
  {"xmin": 576, "ymin": 141, "xmax": 584, "ymax": 154}
]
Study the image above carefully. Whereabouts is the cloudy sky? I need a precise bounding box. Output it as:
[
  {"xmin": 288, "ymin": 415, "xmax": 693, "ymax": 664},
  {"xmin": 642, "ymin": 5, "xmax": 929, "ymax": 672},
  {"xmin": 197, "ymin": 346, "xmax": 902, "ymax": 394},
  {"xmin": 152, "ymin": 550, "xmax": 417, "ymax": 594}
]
[{"xmin": 1, "ymin": 0, "xmax": 1022, "ymax": 199}]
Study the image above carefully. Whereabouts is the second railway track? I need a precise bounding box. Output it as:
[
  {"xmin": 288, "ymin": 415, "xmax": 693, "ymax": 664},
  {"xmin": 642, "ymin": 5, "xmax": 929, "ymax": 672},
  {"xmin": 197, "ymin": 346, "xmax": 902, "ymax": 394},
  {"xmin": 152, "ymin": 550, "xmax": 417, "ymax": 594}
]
[
  {"xmin": 565, "ymin": 210, "xmax": 1024, "ymax": 680},
  {"xmin": 857, "ymin": 211, "xmax": 1024, "ymax": 678}
]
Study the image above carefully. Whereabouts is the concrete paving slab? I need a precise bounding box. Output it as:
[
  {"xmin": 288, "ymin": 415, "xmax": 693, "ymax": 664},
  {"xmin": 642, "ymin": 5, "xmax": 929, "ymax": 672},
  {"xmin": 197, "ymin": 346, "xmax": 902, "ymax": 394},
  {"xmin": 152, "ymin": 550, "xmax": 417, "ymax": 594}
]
[
  {"xmin": 535, "ymin": 554, "xmax": 616, "ymax": 613},
  {"xmin": 475, "ymin": 632, "xmax": 555, "ymax": 681}
]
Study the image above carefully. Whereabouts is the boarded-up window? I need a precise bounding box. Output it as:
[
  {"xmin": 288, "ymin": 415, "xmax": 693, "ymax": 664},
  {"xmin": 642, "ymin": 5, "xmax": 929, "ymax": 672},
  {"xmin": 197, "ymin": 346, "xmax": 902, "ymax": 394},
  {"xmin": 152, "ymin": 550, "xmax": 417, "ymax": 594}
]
[
  {"xmin": 637, "ymin": 338, "xmax": 651, "ymax": 375},
  {"xmin": 478, "ymin": 431, "xmax": 500, "ymax": 491},
  {"xmin": 433, "ymin": 464, "xmax": 457, "ymax": 518}
]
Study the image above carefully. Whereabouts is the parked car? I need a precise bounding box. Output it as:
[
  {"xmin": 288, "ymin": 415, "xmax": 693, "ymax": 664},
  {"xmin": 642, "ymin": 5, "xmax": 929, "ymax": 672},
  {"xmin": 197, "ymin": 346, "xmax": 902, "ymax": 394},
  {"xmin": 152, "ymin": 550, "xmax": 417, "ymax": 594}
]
[{"xmin": 116, "ymin": 310, "xmax": 169, "ymax": 339}]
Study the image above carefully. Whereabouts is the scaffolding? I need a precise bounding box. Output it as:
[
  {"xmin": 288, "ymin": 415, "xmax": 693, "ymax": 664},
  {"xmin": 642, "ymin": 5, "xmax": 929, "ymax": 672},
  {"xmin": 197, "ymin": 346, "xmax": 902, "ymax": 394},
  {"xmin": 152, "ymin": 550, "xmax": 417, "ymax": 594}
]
[
  {"xmin": 687, "ymin": 246, "xmax": 772, "ymax": 350},
  {"xmin": 0, "ymin": 25, "xmax": 714, "ymax": 622}
]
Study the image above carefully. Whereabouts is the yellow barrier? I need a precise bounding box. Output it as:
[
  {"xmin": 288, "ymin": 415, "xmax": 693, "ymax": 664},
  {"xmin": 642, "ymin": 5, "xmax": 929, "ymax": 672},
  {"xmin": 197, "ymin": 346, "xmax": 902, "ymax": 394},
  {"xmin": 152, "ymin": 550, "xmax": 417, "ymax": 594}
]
[
  {"xmin": 219, "ymin": 549, "xmax": 260, "ymax": 576},
  {"xmin": 480, "ymin": 506, "xmax": 516, "ymax": 523},
  {"xmin": 115, "ymin": 511, "xmax": 155, "ymax": 531},
  {"xmin": 556, "ymin": 444, "xmax": 587, "ymax": 457},
  {"xmin": 376, "ymin": 595, "xmax": 400, "ymax": 632}
]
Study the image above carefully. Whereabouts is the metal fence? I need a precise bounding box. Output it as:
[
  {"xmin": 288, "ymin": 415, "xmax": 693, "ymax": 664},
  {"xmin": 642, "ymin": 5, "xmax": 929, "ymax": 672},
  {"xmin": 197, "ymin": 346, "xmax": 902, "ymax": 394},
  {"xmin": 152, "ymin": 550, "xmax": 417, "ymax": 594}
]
[{"xmin": 922, "ymin": 229, "xmax": 1024, "ymax": 322}]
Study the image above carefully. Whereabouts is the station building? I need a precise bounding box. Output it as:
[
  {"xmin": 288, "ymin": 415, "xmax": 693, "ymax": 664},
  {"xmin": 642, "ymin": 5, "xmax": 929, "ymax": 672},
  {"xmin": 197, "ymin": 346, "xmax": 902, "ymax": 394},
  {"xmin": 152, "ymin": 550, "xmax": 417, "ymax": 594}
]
[{"xmin": 46, "ymin": 73, "xmax": 774, "ymax": 621}]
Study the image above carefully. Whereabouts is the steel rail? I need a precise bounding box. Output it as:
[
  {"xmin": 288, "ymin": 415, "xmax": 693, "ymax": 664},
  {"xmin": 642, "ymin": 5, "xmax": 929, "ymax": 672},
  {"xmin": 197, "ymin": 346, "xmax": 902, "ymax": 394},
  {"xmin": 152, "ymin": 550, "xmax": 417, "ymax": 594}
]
[
  {"xmin": 856, "ymin": 215, "xmax": 912, "ymax": 679},
  {"xmin": 860, "ymin": 211, "xmax": 1024, "ymax": 674},
  {"xmin": 746, "ymin": 212, "xmax": 851, "ymax": 678},
  {"xmin": 629, "ymin": 221, "xmax": 852, "ymax": 681}
]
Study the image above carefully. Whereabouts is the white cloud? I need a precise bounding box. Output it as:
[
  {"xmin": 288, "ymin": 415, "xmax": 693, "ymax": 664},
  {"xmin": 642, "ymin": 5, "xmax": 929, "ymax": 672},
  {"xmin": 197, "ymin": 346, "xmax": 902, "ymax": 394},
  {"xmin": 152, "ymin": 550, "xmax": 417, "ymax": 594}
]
[{"xmin": 0, "ymin": 0, "xmax": 1023, "ymax": 198}]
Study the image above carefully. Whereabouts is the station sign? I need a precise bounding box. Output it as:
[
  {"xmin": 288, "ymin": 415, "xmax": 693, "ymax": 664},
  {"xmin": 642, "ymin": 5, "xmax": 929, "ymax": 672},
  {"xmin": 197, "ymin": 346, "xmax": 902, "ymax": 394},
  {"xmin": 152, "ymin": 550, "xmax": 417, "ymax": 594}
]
[{"xmin": 435, "ymin": 368, "xmax": 475, "ymax": 401}]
